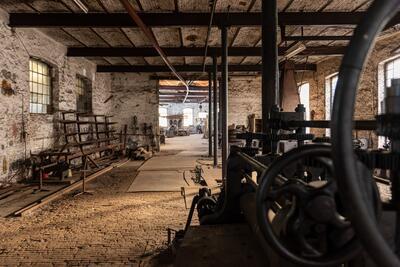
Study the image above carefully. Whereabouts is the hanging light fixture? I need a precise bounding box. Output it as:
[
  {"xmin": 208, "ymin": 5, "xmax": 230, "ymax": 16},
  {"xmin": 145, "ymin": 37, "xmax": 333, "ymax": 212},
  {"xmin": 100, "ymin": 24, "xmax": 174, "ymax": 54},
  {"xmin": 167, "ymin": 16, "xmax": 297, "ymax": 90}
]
[
  {"xmin": 279, "ymin": 42, "xmax": 307, "ymax": 62},
  {"xmin": 73, "ymin": 0, "xmax": 89, "ymax": 13}
]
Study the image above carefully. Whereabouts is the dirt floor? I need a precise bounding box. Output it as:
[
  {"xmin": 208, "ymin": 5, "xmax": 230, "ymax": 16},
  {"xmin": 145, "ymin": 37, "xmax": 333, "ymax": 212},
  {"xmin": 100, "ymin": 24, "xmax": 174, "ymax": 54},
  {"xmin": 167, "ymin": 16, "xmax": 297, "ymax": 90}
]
[{"xmin": 0, "ymin": 135, "xmax": 214, "ymax": 267}]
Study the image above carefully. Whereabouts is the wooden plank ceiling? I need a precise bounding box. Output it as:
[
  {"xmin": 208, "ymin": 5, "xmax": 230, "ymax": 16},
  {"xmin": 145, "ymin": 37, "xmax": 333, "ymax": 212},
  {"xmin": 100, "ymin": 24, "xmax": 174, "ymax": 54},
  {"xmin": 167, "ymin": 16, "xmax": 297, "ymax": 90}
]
[{"xmin": 0, "ymin": 0, "xmax": 378, "ymax": 79}]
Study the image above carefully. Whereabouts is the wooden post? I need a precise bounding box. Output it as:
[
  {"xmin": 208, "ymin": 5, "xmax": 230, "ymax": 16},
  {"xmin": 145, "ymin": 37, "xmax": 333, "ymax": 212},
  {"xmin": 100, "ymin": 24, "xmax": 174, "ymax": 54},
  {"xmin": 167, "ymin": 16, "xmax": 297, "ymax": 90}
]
[
  {"xmin": 39, "ymin": 168, "xmax": 43, "ymax": 191},
  {"xmin": 123, "ymin": 124, "xmax": 128, "ymax": 153}
]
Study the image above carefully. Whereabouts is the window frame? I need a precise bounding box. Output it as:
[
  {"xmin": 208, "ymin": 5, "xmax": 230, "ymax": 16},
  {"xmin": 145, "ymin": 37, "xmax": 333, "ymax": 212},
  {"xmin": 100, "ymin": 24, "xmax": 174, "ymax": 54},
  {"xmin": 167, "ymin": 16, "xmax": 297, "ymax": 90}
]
[
  {"xmin": 183, "ymin": 108, "xmax": 194, "ymax": 127},
  {"xmin": 29, "ymin": 58, "xmax": 53, "ymax": 114},
  {"xmin": 325, "ymin": 73, "xmax": 338, "ymax": 136},
  {"xmin": 159, "ymin": 107, "xmax": 168, "ymax": 128},
  {"xmin": 76, "ymin": 75, "xmax": 92, "ymax": 114},
  {"xmin": 298, "ymin": 82, "xmax": 310, "ymax": 120},
  {"xmin": 325, "ymin": 73, "xmax": 338, "ymax": 121},
  {"xmin": 384, "ymin": 56, "xmax": 400, "ymax": 88},
  {"xmin": 378, "ymin": 55, "xmax": 400, "ymax": 148}
]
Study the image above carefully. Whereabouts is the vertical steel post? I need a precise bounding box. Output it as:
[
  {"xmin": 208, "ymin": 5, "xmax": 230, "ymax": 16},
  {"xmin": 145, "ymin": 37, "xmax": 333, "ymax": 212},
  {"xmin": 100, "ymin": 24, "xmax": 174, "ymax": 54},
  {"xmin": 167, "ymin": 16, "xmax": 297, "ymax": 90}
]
[
  {"xmin": 262, "ymin": 0, "xmax": 279, "ymax": 153},
  {"xmin": 213, "ymin": 56, "xmax": 218, "ymax": 167},
  {"xmin": 208, "ymin": 72, "xmax": 213, "ymax": 157},
  {"xmin": 221, "ymin": 26, "xmax": 229, "ymax": 179}
]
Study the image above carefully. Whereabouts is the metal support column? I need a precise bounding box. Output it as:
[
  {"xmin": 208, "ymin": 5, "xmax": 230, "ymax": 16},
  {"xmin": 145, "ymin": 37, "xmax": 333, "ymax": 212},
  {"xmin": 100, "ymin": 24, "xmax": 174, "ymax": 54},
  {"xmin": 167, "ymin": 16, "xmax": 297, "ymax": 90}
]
[
  {"xmin": 208, "ymin": 72, "xmax": 213, "ymax": 157},
  {"xmin": 213, "ymin": 56, "xmax": 218, "ymax": 167},
  {"xmin": 262, "ymin": 0, "xmax": 279, "ymax": 153},
  {"xmin": 221, "ymin": 26, "xmax": 229, "ymax": 179}
]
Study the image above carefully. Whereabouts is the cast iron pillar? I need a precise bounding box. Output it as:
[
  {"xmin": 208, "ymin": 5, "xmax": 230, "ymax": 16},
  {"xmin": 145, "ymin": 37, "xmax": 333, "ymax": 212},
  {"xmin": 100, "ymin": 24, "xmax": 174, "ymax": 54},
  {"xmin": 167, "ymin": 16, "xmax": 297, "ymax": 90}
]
[
  {"xmin": 221, "ymin": 26, "xmax": 229, "ymax": 179},
  {"xmin": 208, "ymin": 71, "xmax": 213, "ymax": 157},
  {"xmin": 262, "ymin": 0, "xmax": 279, "ymax": 153},
  {"xmin": 213, "ymin": 56, "xmax": 218, "ymax": 167}
]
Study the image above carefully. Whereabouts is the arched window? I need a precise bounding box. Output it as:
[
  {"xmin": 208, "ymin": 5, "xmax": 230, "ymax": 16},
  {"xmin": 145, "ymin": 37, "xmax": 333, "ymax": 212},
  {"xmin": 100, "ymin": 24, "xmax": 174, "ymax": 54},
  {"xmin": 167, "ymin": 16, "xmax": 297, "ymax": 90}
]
[
  {"xmin": 159, "ymin": 107, "xmax": 168, "ymax": 127},
  {"xmin": 183, "ymin": 108, "xmax": 193, "ymax": 126}
]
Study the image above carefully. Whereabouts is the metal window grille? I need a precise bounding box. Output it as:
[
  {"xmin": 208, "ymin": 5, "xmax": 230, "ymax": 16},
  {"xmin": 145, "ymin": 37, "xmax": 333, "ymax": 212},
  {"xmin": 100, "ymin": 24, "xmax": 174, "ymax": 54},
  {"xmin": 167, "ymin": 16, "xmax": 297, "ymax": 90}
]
[
  {"xmin": 76, "ymin": 76, "xmax": 92, "ymax": 113},
  {"xmin": 29, "ymin": 58, "xmax": 51, "ymax": 114},
  {"xmin": 385, "ymin": 57, "xmax": 400, "ymax": 88}
]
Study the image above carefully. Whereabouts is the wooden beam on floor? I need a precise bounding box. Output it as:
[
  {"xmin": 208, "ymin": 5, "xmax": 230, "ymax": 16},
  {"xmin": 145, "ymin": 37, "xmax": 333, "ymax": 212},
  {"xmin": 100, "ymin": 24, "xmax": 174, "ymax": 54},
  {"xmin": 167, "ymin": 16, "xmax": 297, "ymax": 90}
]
[{"xmin": 11, "ymin": 159, "xmax": 130, "ymax": 217}]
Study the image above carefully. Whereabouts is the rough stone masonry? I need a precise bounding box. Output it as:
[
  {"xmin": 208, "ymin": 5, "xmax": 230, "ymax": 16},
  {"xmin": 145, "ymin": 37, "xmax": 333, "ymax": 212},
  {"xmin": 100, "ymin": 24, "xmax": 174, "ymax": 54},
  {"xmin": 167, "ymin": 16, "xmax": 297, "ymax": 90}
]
[
  {"xmin": 0, "ymin": 8, "xmax": 160, "ymax": 184},
  {"xmin": 0, "ymin": 3, "xmax": 400, "ymax": 184}
]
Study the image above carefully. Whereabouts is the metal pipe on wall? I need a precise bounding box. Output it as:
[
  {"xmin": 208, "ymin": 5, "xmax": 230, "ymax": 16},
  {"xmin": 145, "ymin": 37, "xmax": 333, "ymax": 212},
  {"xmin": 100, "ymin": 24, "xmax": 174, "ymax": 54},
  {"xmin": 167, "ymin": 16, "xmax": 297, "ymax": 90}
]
[
  {"xmin": 261, "ymin": 0, "xmax": 279, "ymax": 153},
  {"xmin": 213, "ymin": 56, "xmax": 218, "ymax": 168},
  {"xmin": 208, "ymin": 72, "xmax": 213, "ymax": 157},
  {"xmin": 221, "ymin": 26, "xmax": 229, "ymax": 179}
]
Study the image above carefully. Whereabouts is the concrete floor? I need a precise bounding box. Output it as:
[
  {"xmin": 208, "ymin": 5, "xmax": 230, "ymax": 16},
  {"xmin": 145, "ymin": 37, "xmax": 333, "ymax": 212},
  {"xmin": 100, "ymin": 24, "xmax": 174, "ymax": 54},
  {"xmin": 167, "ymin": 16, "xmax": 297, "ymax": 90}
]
[{"xmin": 0, "ymin": 134, "xmax": 219, "ymax": 266}]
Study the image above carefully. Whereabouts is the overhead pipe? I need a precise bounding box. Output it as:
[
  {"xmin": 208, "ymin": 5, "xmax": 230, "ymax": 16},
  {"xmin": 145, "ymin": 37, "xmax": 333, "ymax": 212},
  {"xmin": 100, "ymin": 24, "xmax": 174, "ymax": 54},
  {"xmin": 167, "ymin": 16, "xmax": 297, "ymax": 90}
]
[
  {"xmin": 202, "ymin": 0, "xmax": 218, "ymax": 73},
  {"xmin": 73, "ymin": 0, "xmax": 89, "ymax": 13},
  {"xmin": 119, "ymin": 0, "xmax": 190, "ymax": 103},
  {"xmin": 208, "ymin": 72, "xmax": 213, "ymax": 157}
]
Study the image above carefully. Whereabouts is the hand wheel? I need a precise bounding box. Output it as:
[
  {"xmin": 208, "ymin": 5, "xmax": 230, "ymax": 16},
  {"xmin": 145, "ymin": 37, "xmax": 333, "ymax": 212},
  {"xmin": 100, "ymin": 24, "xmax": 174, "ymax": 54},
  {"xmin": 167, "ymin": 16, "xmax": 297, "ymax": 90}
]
[
  {"xmin": 256, "ymin": 145, "xmax": 380, "ymax": 266},
  {"xmin": 331, "ymin": 0, "xmax": 400, "ymax": 266}
]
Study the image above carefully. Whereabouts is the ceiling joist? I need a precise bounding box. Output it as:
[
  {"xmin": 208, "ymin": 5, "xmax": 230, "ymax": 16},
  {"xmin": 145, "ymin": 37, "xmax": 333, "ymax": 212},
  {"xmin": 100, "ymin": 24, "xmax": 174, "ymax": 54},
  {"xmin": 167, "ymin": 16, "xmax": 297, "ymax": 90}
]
[
  {"xmin": 96, "ymin": 64, "xmax": 316, "ymax": 73},
  {"xmin": 68, "ymin": 46, "xmax": 346, "ymax": 57},
  {"xmin": 283, "ymin": 35, "xmax": 352, "ymax": 41},
  {"xmin": 9, "ymin": 12, "xmax": 400, "ymax": 28}
]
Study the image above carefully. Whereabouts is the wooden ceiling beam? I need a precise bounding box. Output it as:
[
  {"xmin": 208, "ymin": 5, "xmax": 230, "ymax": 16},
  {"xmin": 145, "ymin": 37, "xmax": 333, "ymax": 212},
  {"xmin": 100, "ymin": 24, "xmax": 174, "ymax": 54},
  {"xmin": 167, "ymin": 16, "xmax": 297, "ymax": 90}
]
[
  {"xmin": 283, "ymin": 35, "xmax": 352, "ymax": 41},
  {"xmin": 9, "ymin": 12, "xmax": 400, "ymax": 28},
  {"xmin": 68, "ymin": 46, "xmax": 345, "ymax": 57},
  {"xmin": 96, "ymin": 63, "xmax": 317, "ymax": 73}
]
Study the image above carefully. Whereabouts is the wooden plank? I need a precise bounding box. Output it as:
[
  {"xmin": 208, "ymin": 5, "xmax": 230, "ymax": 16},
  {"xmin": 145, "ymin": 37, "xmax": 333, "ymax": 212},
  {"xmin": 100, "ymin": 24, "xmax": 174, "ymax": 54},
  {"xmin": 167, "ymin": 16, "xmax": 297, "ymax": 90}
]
[
  {"xmin": 201, "ymin": 166, "xmax": 221, "ymax": 188},
  {"xmin": 12, "ymin": 159, "xmax": 130, "ymax": 217}
]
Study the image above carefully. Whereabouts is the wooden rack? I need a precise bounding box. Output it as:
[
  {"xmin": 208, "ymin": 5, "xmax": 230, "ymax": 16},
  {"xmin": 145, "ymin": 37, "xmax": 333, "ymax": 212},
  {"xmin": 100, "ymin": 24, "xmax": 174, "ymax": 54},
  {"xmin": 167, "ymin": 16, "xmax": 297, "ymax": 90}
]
[
  {"xmin": 31, "ymin": 111, "xmax": 126, "ymax": 188},
  {"xmin": 60, "ymin": 111, "xmax": 123, "ymax": 163}
]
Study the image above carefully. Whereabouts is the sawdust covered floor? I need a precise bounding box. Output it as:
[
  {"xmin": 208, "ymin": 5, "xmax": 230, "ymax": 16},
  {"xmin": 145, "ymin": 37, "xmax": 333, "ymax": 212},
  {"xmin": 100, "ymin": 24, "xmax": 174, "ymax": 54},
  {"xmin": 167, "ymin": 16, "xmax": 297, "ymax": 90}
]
[{"xmin": 0, "ymin": 138, "xmax": 204, "ymax": 266}]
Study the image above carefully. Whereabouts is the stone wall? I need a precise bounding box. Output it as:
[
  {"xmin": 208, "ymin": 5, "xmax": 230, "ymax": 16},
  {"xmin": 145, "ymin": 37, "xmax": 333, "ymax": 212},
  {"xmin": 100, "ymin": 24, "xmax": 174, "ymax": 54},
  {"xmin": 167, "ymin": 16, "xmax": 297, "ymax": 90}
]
[
  {"xmin": 164, "ymin": 102, "xmax": 209, "ymax": 126},
  {"xmin": 159, "ymin": 76, "xmax": 263, "ymax": 133},
  {"xmin": 110, "ymin": 73, "xmax": 159, "ymax": 151},
  {"xmin": 0, "ymin": 9, "xmax": 112, "ymax": 184},
  {"xmin": 301, "ymin": 32, "xmax": 400, "ymax": 144},
  {"xmin": 228, "ymin": 76, "xmax": 262, "ymax": 127}
]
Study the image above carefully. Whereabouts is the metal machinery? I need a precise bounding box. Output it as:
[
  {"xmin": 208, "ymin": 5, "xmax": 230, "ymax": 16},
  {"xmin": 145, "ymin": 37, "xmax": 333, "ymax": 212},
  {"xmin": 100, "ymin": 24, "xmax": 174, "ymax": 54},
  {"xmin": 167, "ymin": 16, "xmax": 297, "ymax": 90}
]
[{"xmin": 189, "ymin": 1, "xmax": 400, "ymax": 266}]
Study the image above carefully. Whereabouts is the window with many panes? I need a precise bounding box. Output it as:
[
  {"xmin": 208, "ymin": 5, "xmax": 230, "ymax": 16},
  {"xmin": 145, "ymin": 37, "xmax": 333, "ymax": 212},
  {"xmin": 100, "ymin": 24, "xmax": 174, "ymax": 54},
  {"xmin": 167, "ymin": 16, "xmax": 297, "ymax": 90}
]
[
  {"xmin": 298, "ymin": 83, "xmax": 310, "ymax": 133},
  {"xmin": 385, "ymin": 56, "xmax": 400, "ymax": 88},
  {"xmin": 377, "ymin": 56, "xmax": 400, "ymax": 148},
  {"xmin": 29, "ymin": 58, "xmax": 52, "ymax": 114},
  {"xmin": 159, "ymin": 107, "xmax": 168, "ymax": 127},
  {"xmin": 325, "ymin": 74, "xmax": 338, "ymax": 136},
  {"xmin": 76, "ymin": 76, "xmax": 92, "ymax": 113},
  {"xmin": 325, "ymin": 73, "xmax": 338, "ymax": 121},
  {"xmin": 298, "ymin": 83, "xmax": 310, "ymax": 121},
  {"xmin": 183, "ymin": 108, "xmax": 193, "ymax": 126}
]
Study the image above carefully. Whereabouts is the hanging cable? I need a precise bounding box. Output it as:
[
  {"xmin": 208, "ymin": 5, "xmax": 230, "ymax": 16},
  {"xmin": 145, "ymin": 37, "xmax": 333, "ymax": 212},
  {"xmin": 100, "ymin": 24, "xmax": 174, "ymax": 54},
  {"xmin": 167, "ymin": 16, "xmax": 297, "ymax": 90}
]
[
  {"xmin": 202, "ymin": 0, "xmax": 218, "ymax": 73},
  {"xmin": 119, "ymin": 0, "xmax": 190, "ymax": 103}
]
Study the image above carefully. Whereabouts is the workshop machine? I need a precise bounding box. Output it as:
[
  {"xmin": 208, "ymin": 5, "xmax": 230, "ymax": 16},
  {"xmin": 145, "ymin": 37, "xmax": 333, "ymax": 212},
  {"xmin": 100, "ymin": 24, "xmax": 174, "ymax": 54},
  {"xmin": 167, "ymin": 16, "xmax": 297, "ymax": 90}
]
[{"xmin": 187, "ymin": 1, "xmax": 400, "ymax": 266}]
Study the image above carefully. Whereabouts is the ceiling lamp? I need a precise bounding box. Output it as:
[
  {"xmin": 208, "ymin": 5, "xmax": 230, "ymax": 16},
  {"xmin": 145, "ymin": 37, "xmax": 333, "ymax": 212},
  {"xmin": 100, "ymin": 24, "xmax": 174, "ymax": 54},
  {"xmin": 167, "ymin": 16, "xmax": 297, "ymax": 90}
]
[
  {"xmin": 73, "ymin": 0, "xmax": 89, "ymax": 13},
  {"xmin": 280, "ymin": 42, "xmax": 307, "ymax": 62}
]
